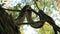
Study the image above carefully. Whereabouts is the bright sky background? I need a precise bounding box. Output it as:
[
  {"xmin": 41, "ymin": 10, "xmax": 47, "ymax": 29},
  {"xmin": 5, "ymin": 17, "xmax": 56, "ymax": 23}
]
[
  {"xmin": 2, "ymin": 0, "xmax": 21, "ymax": 8},
  {"xmin": 0, "ymin": 0, "xmax": 60, "ymax": 34}
]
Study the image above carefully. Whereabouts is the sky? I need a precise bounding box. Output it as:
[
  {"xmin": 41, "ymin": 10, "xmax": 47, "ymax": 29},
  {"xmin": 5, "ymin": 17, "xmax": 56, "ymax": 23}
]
[{"xmin": 0, "ymin": 0, "xmax": 60, "ymax": 34}]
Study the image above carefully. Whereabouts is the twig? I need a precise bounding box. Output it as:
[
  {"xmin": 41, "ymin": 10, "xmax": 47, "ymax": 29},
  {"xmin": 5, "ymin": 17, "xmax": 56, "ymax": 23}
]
[
  {"xmin": 17, "ymin": 20, "xmax": 45, "ymax": 25},
  {"xmin": 33, "ymin": 0, "xmax": 40, "ymax": 10},
  {"xmin": 43, "ymin": 0, "xmax": 46, "ymax": 11},
  {"xmin": 4, "ymin": 9, "xmax": 20, "ymax": 12}
]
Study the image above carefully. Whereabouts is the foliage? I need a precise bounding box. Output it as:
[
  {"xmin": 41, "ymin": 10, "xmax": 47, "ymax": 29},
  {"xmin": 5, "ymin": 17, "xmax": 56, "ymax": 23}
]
[{"xmin": 0, "ymin": 0, "xmax": 60, "ymax": 34}]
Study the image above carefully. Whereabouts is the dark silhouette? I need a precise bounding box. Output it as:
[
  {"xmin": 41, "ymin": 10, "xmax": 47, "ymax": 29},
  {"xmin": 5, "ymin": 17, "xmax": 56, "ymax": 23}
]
[{"xmin": 0, "ymin": 5, "xmax": 20, "ymax": 34}]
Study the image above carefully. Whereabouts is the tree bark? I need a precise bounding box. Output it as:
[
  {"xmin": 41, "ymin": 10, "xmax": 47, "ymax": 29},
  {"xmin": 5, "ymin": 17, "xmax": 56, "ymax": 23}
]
[{"xmin": 0, "ymin": 11, "xmax": 20, "ymax": 34}]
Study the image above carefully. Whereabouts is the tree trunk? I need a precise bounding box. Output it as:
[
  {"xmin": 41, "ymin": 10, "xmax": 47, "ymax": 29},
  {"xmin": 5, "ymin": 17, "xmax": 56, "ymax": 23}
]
[{"xmin": 0, "ymin": 11, "xmax": 20, "ymax": 34}]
